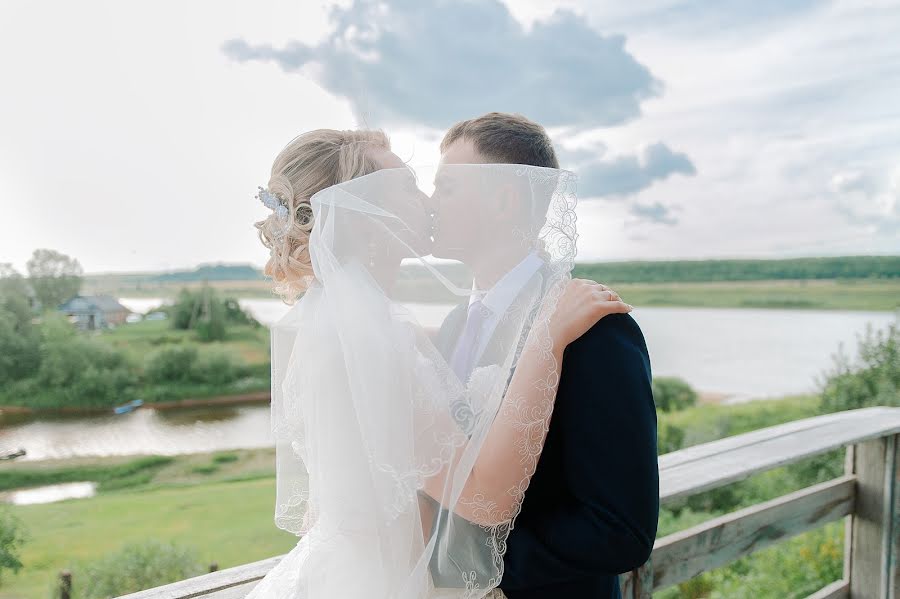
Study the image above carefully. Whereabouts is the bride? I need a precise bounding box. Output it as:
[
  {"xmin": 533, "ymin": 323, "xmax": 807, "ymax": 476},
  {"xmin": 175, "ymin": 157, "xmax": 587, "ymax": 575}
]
[{"xmin": 247, "ymin": 128, "xmax": 631, "ymax": 598}]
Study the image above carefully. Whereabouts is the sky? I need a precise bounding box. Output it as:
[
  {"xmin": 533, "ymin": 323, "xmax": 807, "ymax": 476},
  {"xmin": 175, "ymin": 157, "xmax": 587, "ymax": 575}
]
[{"xmin": 1, "ymin": 0, "xmax": 898, "ymax": 275}]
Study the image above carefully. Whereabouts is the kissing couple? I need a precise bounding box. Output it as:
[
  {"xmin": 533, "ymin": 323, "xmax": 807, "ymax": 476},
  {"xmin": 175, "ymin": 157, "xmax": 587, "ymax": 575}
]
[{"xmin": 247, "ymin": 112, "xmax": 659, "ymax": 599}]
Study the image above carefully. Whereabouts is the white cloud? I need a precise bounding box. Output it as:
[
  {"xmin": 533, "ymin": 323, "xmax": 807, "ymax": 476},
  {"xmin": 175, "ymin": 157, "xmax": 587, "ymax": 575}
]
[
  {"xmin": 1, "ymin": 0, "xmax": 897, "ymax": 273},
  {"xmin": 223, "ymin": 0, "xmax": 662, "ymax": 130}
]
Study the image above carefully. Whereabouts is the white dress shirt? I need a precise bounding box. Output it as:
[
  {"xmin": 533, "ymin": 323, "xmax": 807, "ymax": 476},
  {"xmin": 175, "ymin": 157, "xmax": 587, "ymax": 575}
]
[{"xmin": 455, "ymin": 250, "xmax": 545, "ymax": 373}]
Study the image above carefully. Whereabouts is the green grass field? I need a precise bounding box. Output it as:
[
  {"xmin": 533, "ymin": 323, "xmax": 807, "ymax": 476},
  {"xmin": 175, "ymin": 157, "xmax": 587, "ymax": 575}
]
[
  {"xmin": 605, "ymin": 278, "xmax": 899, "ymax": 312},
  {"xmin": 1, "ymin": 450, "xmax": 294, "ymax": 599},
  {"xmin": 100, "ymin": 318, "xmax": 271, "ymax": 367}
]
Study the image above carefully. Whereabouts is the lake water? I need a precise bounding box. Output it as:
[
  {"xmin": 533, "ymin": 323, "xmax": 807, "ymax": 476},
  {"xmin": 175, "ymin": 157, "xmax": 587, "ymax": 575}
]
[{"xmin": 0, "ymin": 297, "xmax": 895, "ymax": 465}]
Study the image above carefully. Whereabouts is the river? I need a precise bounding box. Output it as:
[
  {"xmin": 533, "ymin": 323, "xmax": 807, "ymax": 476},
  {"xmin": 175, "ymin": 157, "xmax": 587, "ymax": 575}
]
[{"xmin": 0, "ymin": 297, "xmax": 895, "ymax": 463}]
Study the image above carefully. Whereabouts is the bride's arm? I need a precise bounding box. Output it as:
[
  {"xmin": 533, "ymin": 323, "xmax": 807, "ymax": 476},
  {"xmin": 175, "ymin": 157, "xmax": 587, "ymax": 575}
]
[{"xmin": 421, "ymin": 279, "xmax": 632, "ymax": 526}]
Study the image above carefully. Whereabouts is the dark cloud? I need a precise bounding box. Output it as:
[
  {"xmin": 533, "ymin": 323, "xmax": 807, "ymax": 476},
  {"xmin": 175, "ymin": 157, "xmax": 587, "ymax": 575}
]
[
  {"xmin": 561, "ymin": 141, "xmax": 696, "ymax": 199},
  {"xmin": 222, "ymin": 0, "xmax": 662, "ymax": 129}
]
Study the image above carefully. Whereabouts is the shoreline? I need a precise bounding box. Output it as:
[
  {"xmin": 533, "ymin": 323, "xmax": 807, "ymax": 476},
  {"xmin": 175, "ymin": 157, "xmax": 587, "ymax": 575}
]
[
  {"xmin": 0, "ymin": 390, "xmax": 271, "ymax": 417},
  {"xmin": 1, "ymin": 388, "xmax": 743, "ymax": 419}
]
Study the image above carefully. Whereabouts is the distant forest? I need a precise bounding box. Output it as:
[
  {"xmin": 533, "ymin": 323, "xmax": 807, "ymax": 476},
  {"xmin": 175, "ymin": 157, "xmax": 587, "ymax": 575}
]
[
  {"xmin": 97, "ymin": 255, "xmax": 898, "ymax": 287},
  {"xmin": 571, "ymin": 255, "xmax": 899, "ymax": 283}
]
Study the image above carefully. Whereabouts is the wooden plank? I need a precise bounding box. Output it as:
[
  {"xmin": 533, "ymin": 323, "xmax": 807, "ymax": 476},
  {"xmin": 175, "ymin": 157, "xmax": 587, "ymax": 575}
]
[
  {"xmin": 195, "ymin": 581, "xmax": 260, "ymax": 599},
  {"xmin": 652, "ymin": 475, "xmax": 855, "ymax": 590},
  {"xmin": 633, "ymin": 562, "xmax": 653, "ymax": 599},
  {"xmin": 848, "ymin": 433, "xmax": 898, "ymax": 599},
  {"xmin": 617, "ymin": 563, "xmax": 653, "ymax": 599},
  {"xmin": 659, "ymin": 409, "xmax": 856, "ymax": 468},
  {"xmin": 889, "ymin": 435, "xmax": 899, "ymax": 599},
  {"xmin": 805, "ymin": 578, "xmax": 849, "ymax": 599},
  {"xmin": 843, "ymin": 445, "xmax": 855, "ymax": 583},
  {"xmin": 114, "ymin": 407, "xmax": 900, "ymax": 598},
  {"xmin": 115, "ymin": 554, "xmax": 285, "ymax": 599},
  {"xmin": 618, "ymin": 570, "xmax": 631, "ymax": 597},
  {"xmin": 659, "ymin": 407, "xmax": 900, "ymax": 504}
]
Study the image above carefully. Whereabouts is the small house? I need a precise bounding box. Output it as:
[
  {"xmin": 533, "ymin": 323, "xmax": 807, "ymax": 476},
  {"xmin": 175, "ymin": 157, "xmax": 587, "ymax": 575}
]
[{"xmin": 57, "ymin": 294, "xmax": 132, "ymax": 331}]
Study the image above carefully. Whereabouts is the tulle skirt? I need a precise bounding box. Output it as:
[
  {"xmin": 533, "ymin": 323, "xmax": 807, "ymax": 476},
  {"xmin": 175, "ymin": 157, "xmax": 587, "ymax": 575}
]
[{"xmin": 244, "ymin": 534, "xmax": 510, "ymax": 598}]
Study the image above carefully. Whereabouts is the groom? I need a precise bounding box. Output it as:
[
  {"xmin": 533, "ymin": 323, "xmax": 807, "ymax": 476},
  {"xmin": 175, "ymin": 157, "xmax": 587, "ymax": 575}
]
[{"xmin": 428, "ymin": 112, "xmax": 659, "ymax": 599}]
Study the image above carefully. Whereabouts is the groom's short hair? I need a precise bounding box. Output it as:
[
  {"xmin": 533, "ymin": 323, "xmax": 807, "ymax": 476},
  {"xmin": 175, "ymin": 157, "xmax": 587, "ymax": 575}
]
[{"xmin": 441, "ymin": 112, "xmax": 559, "ymax": 169}]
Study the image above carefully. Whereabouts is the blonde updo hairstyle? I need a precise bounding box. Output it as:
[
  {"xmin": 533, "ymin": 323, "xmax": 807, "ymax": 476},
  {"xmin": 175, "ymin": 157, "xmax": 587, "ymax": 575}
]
[{"xmin": 256, "ymin": 129, "xmax": 390, "ymax": 304}]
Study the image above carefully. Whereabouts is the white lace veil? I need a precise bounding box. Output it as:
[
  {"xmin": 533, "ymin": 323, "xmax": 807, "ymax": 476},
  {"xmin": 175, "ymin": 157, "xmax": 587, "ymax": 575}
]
[{"xmin": 267, "ymin": 162, "xmax": 577, "ymax": 597}]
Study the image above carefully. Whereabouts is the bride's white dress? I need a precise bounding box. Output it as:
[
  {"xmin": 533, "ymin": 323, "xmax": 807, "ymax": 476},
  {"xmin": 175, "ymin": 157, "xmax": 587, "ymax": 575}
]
[
  {"xmin": 246, "ymin": 344, "xmax": 504, "ymax": 599},
  {"xmin": 245, "ymin": 532, "xmax": 506, "ymax": 599}
]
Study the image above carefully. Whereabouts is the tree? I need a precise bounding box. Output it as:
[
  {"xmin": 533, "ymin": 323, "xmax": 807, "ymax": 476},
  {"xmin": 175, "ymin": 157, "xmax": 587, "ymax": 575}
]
[
  {"xmin": 0, "ymin": 263, "xmax": 29, "ymax": 299},
  {"xmin": 0, "ymin": 264, "xmax": 41, "ymax": 382},
  {"xmin": 169, "ymin": 284, "xmax": 227, "ymax": 342},
  {"xmin": 25, "ymin": 248, "xmax": 83, "ymax": 311}
]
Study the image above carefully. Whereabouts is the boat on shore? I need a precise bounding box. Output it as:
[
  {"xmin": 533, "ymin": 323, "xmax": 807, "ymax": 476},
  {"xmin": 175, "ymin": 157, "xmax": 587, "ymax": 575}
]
[
  {"xmin": 0, "ymin": 448, "xmax": 26, "ymax": 461},
  {"xmin": 112, "ymin": 399, "xmax": 144, "ymax": 414}
]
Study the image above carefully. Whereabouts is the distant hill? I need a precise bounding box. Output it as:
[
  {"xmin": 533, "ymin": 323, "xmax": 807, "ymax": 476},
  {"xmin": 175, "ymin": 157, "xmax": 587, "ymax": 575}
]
[{"xmin": 150, "ymin": 263, "xmax": 266, "ymax": 283}]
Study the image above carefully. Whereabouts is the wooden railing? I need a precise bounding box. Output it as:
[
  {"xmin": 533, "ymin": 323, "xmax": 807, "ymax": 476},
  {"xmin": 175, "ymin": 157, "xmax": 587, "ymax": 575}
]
[
  {"xmin": 620, "ymin": 405, "xmax": 899, "ymax": 599},
  {"xmin": 115, "ymin": 406, "xmax": 900, "ymax": 599}
]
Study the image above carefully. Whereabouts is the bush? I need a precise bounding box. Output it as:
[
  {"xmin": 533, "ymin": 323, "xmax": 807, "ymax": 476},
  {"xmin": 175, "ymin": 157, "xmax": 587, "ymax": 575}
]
[
  {"xmin": 35, "ymin": 334, "xmax": 137, "ymax": 406},
  {"xmin": 39, "ymin": 310, "xmax": 78, "ymax": 343},
  {"xmin": 652, "ymin": 376, "xmax": 699, "ymax": 412},
  {"xmin": 658, "ymin": 420, "xmax": 686, "ymax": 454},
  {"xmin": 191, "ymin": 464, "xmax": 219, "ymax": 475},
  {"xmin": 64, "ymin": 539, "xmax": 206, "ymax": 599},
  {"xmin": 212, "ymin": 452, "xmax": 239, "ymax": 464},
  {"xmin": 144, "ymin": 345, "xmax": 199, "ymax": 383},
  {"xmin": 223, "ymin": 297, "xmax": 261, "ymax": 327},
  {"xmin": 818, "ymin": 319, "xmax": 899, "ymax": 412},
  {"xmin": 705, "ymin": 522, "xmax": 843, "ymax": 599},
  {"xmin": 0, "ymin": 507, "xmax": 28, "ymax": 585},
  {"xmin": 660, "ymin": 394, "xmax": 821, "ymax": 451},
  {"xmin": 190, "ymin": 348, "xmax": 243, "ymax": 385}
]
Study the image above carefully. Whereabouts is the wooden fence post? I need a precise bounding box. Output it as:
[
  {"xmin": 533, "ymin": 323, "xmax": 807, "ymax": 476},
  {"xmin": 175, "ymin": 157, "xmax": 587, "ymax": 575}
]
[
  {"xmin": 58, "ymin": 570, "xmax": 72, "ymax": 599},
  {"xmin": 631, "ymin": 559, "xmax": 653, "ymax": 599},
  {"xmin": 847, "ymin": 433, "xmax": 899, "ymax": 598},
  {"xmin": 618, "ymin": 559, "xmax": 653, "ymax": 598}
]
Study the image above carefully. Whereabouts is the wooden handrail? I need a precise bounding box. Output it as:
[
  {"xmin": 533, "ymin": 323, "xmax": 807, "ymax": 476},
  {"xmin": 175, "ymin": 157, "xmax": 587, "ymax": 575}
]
[{"xmin": 113, "ymin": 406, "xmax": 900, "ymax": 599}]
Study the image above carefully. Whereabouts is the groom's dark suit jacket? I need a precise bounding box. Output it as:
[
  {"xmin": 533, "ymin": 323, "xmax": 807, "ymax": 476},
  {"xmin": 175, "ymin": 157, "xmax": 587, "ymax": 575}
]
[{"xmin": 432, "ymin": 271, "xmax": 659, "ymax": 599}]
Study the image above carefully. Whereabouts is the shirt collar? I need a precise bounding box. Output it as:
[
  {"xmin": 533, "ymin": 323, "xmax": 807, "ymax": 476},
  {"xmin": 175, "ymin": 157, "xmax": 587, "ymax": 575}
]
[{"xmin": 469, "ymin": 250, "xmax": 544, "ymax": 317}]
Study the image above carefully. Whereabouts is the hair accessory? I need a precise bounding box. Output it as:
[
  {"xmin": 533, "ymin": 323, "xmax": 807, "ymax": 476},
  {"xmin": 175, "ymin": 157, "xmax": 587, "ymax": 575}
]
[
  {"xmin": 257, "ymin": 186, "xmax": 289, "ymax": 219},
  {"xmin": 256, "ymin": 186, "xmax": 291, "ymax": 239}
]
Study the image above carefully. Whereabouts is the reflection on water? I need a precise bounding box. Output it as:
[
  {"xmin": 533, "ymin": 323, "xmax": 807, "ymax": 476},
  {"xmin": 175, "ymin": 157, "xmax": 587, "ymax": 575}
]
[
  {"xmin": 0, "ymin": 404, "xmax": 274, "ymax": 462},
  {"xmin": 1, "ymin": 298, "xmax": 894, "ymax": 463},
  {"xmin": 0, "ymin": 481, "xmax": 97, "ymax": 505},
  {"xmin": 156, "ymin": 405, "xmax": 243, "ymax": 425}
]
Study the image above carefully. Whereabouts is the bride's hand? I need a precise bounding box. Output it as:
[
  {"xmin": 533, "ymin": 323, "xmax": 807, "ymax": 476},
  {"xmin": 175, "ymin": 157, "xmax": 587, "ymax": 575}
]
[{"xmin": 548, "ymin": 278, "xmax": 632, "ymax": 347}]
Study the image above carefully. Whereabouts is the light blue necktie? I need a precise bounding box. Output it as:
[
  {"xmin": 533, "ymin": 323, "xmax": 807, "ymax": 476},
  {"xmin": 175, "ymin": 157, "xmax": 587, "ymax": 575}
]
[{"xmin": 449, "ymin": 298, "xmax": 489, "ymax": 382}]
